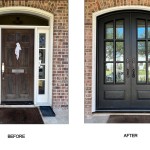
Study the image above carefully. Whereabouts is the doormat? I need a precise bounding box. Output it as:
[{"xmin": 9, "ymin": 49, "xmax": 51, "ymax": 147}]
[
  {"xmin": 0, "ymin": 107, "xmax": 44, "ymax": 124},
  {"xmin": 107, "ymin": 115, "xmax": 150, "ymax": 123},
  {"xmin": 1, "ymin": 101, "xmax": 34, "ymax": 105},
  {"xmin": 39, "ymin": 106, "xmax": 55, "ymax": 117}
]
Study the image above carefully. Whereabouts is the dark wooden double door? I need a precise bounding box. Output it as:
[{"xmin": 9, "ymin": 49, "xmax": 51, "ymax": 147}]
[
  {"xmin": 97, "ymin": 11, "xmax": 150, "ymax": 111},
  {"xmin": 1, "ymin": 29, "xmax": 34, "ymax": 103}
]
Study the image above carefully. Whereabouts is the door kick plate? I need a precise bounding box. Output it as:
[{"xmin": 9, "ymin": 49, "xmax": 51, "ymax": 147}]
[{"xmin": 12, "ymin": 69, "xmax": 24, "ymax": 73}]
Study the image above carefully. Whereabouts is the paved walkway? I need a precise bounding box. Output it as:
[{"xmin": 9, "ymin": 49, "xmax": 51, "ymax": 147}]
[{"xmin": 85, "ymin": 114, "xmax": 109, "ymax": 123}]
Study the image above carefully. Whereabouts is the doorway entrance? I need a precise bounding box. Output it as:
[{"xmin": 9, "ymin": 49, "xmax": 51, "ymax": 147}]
[
  {"xmin": 96, "ymin": 10, "xmax": 150, "ymax": 110},
  {"xmin": 0, "ymin": 7, "xmax": 53, "ymax": 106},
  {"xmin": 1, "ymin": 29, "xmax": 34, "ymax": 104}
]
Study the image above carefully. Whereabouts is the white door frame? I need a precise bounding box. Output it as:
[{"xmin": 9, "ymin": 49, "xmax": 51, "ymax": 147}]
[
  {"xmin": 0, "ymin": 7, "xmax": 54, "ymax": 106},
  {"xmin": 92, "ymin": 5, "xmax": 150, "ymax": 112}
]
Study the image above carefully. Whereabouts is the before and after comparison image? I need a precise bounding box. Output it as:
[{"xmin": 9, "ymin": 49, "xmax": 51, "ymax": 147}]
[{"xmin": 0, "ymin": 1, "xmax": 150, "ymax": 150}]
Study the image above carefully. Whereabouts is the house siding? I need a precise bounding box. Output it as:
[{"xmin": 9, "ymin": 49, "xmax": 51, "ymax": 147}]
[
  {"xmin": 85, "ymin": 0, "xmax": 150, "ymax": 118},
  {"xmin": 0, "ymin": 0, "xmax": 68, "ymax": 109}
]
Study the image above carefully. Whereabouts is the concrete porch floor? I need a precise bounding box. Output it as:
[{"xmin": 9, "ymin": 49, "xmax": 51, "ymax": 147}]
[
  {"xmin": 85, "ymin": 114, "xmax": 109, "ymax": 123},
  {"xmin": 84, "ymin": 113, "xmax": 150, "ymax": 123},
  {"xmin": 42, "ymin": 108, "xmax": 69, "ymax": 124}
]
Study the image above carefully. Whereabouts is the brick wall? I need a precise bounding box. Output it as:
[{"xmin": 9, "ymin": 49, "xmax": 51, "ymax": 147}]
[
  {"xmin": 85, "ymin": 0, "xmax": 150, "ymax": 118},
  {"xmin": 0, "ymin": 0, "xmax": 68, "ymax": 109}
]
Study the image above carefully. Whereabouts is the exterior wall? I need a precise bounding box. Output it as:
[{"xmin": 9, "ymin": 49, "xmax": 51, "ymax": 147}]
[
  {"xmin": 85, "ymin": 0, "xmax": 150, "ymax": 118},
  {"xmin": 0, "ymin": 0, "xmax": 68, "ymax": 109}
]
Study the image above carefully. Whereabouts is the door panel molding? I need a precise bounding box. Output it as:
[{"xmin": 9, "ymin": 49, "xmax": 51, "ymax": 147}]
[{"xmin": 104, "ymin": 91, "xmax": 125, "ymax": 100}]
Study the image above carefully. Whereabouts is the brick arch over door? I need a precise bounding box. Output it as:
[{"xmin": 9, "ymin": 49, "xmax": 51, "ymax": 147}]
[
  {"xmin": 0, "ymin": 0, "xmax": 68, "ymax": 109},
  {"xmin": 85, "ymin": 0, "xmax": 150, "ymax": 117}
]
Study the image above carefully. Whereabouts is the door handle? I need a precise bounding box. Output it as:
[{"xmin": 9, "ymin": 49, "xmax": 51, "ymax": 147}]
[
  {"xmin": 132, "ymin": 58, "xmax": 135, "ymax": 78},
  {"xmin": 2, "ymin": 62, "xmax": 4, "ymax": 80},
  {"xmin": 126, "ymin": 58, "xmax": 130, "ymax": 78},
  {"xmin": 2, "ymin": 62, "xmax": 4, "ymax": 73}
]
